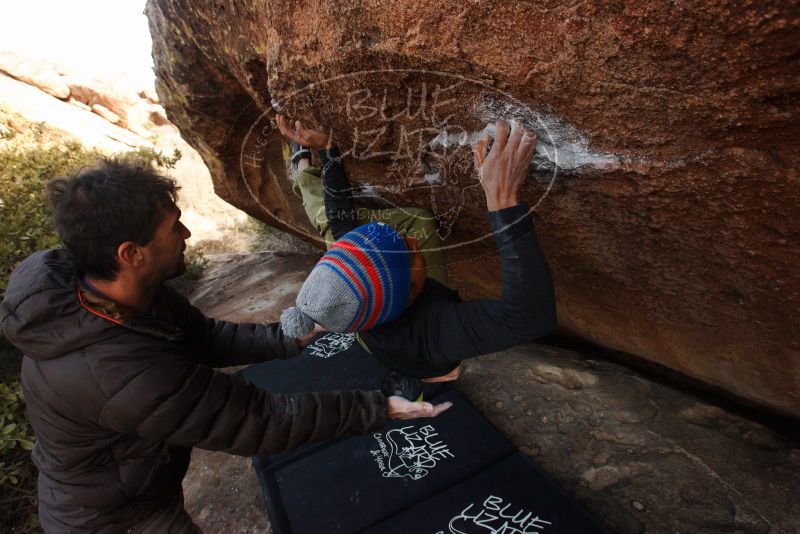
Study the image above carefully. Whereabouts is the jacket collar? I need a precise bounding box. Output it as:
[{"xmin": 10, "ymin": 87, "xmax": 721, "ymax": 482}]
[{"xmin": 77, "ymin": 282, "xmax": 184, "ymax": 343}]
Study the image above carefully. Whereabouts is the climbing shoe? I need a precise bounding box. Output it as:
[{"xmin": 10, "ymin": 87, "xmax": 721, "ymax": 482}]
[{"xmin": 380, "ymin": 371, "xmax": 423, "ymax": 402}]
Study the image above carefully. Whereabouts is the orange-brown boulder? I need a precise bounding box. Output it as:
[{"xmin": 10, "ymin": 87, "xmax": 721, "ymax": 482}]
[{"xmin": 146, "ymin": 0, "xmax": 800, "ymax": 416}]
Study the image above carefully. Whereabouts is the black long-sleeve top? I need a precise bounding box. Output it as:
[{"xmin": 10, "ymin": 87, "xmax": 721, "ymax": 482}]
[{"xmin": 319, "ymin": 147, "xmax": 557, "ymax": 378}]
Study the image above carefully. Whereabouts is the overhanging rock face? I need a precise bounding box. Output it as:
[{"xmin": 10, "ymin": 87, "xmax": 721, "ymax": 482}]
[{"xmin": 146, "ymin": 0, "xmax": 800, "ymax": 416}]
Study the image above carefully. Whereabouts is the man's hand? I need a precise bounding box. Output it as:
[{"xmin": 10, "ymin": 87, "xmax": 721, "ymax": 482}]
[
  {"xmin": 276, "ymin": 114, "xmax": 332, "ymax": 150},
  {"xmin": 387, "ymin": 396, "xmax": 453, "ymax": 420},
  {"xmin": 473, "ymin": 119, "xmax": 537, "ymax": 211},
  {"xmin": 295, "ymin": 323, "xmax": 327, "ymax": 348}
]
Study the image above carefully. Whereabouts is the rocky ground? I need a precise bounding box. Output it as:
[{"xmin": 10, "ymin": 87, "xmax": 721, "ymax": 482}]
[{"xmin": 179, "ymin": 252, "xmax": 800, "ymax": 534}]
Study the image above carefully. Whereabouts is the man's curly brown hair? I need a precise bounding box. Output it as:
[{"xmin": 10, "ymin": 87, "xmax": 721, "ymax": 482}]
[{"xmin": 47, "ymin": 158, "xmax": 179, "ymax": 280}]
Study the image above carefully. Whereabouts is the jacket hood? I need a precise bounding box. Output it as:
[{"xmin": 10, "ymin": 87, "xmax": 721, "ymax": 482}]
[{"xmin": 1, "ymin": 249, "xmax": 119, "ymax": 360}]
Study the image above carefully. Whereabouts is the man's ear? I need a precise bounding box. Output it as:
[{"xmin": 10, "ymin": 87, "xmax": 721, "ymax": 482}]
[{"xmin": 117, "ymin": 241, "xmax": 143, "ymax": 270}]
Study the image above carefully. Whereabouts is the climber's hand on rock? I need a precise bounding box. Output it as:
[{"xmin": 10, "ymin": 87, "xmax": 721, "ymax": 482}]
[
  {"xmin": 276, "ymin": 114, "xmax": 332, "ymax": 150},
  {"xmin": 387, "ymin": 396, "xmax": 453, "ymax": 420},
  {"xmin": 473, "ymin": 119, "xmax": 536, "ymax": 211}
]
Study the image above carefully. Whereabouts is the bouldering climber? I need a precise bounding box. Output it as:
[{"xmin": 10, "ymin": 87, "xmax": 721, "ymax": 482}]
[{"xmin": 278, "ymin": 115, "xmax": 557, "ymax": 397}]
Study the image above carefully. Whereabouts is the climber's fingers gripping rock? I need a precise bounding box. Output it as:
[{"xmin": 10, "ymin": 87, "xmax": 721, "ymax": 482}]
[
  {"xmin": 276, "ymin": 114, "xmax": 332, "ymax": 151},
  {"xmin": 473, "ymin": 119, "xmax": 536, "ymax": 211}
]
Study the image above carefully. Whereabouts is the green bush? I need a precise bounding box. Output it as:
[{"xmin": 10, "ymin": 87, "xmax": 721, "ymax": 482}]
[
  {"xmin": 128, "ymin": 146, "xmax": 182, "ymax": 170},
  {"xmin": 0, "ymin": 377, "xmax": 37, "ymax": 533},
  {"xmin": 0, "ymin": 111, "xmax": 182, "ymax": 294},
  {"xmin": 249, "ymin": 215, "xmax": 275, "ymax": 238},
  {"xmin": 0, "ymin": 106, "xmax": 182, "ymax": 532},
  {"xmin": 183, "ymin": 248, "xmax": 209, "ymax": 281},
  {"xmin": 0, "ymin": 380, "xmax": 35, "ymax": 468},
  {"xmin": 0, "ymin": 138, "xmax": 101, "ymax": 294}
]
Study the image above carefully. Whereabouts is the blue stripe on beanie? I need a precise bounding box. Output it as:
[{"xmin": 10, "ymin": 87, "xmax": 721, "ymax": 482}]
[
  {"xmin": 346, "ymin": 228, "xmax": 398, "ymax": 326},
  {"xmin": 352, "ymin": 222, "xmax": 410, "ymax": 326},
  {"xmin": 289, "ymin": 222, "xmax": 411, "ymax": 333},
  {"xmin": 326, "ymin": 247, "xmax": 374, "ymax": 327},
  {"xmin": 316, "ymin": 261, "xmax": 366, "ymax": 331}
]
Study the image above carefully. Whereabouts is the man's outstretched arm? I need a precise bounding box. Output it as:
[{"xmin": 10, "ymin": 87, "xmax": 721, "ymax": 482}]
[
  {"xmin": 162, "ymin": 285, "xmax": 304, "ymax": 367},
  {"xmin": 427, "ymin": 120, "xmax": 557, "ymax": 366},
  {"xmin": 97, "ymin": 353, "xmax": 452, "ymax": 456}
]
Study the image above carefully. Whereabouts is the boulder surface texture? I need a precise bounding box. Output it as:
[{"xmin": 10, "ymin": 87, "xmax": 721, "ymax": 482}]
[{"xmin": 146, "ymin": 0, "xmax": 800, "ymax": 416}]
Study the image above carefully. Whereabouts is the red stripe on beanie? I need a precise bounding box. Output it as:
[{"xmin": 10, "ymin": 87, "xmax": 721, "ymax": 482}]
[
  {"xmin": 319, "ymin": 257, "xmax": 369, "ymax": 331},
  {"xmin": 330, "ymin": 240, "xmax": 385, "ymax": 330}
]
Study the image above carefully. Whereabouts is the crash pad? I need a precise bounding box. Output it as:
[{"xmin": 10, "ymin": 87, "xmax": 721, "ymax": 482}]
[
  {"xmin": 243, "ymin": 332, "xmax": 447, "ymax": 468},
  {"xmin": 243, "ymin": 333, "xmax": 609, "ymax": 533},
  {"xmin": 257, "ymin": 389, "xmax": 516, "ymax": 534},
  {"xmin": 364, "ymin": 452, "xmax": 611, "ymax": 533},
  {"xmin": 242, "ymin": 332, "xmax": 390, "ymax": 393}
]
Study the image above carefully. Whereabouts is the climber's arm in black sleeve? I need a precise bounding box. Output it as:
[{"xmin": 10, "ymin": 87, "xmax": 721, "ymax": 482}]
[
  {"xmin": 319, "ymin": 147, "xmax": 359, "ymax": 240},
  {"xmin": 427, "ymin": 202, "xmax": 556, "ymax": 366},
  {"xmin": 431, "ymin": 119, "xmax": 556, "ymax": 365}
]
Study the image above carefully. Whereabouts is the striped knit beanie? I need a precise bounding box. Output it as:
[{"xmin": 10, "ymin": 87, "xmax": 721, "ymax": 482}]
[{"xmin": 281, "ymin": 222, "xmax": 412, "ymax": 337}]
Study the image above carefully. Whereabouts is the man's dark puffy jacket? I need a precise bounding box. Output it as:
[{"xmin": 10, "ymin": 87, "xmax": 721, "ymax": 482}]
[{"xmin": 0, "ymin": 249, "xmax": 387, "ymax": 533}]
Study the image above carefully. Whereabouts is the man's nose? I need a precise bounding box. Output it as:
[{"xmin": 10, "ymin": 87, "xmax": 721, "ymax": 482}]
[{"xmin": 180, "ymin": 222, "xmax": 192, "ymax": 239}]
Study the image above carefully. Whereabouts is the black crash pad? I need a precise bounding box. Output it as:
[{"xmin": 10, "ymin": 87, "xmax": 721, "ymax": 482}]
[
  {"xmin": 243, "ymin": 332, "xmax": 609, "ymax": 533},
  {"xmin": 242, "ymin": 332, "xmax": 389, "ymax": 393},
  {"xmin": 364, "ymin": 452, "xmax": 611, "ymax": 533},
  {"xmin": 243, "ymin": 332, "xmax": 447, "ymax": 469},
  {"xmin": 242, "ymin": 331, "xmax": 446, "ymax": 398},
  {"xmin": 257, "ymin": 389, "xmax": 516, "ymax": 534}
]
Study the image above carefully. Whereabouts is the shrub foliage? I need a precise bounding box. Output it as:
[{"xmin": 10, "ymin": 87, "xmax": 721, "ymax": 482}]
[{"xmin": 0, "ymin": 371, "xmax": 37, "ymax": 533}]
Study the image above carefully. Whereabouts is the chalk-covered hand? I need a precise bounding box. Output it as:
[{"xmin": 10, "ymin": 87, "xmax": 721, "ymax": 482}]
[
  {"xmin": 387, "ymin": 396, "xmax": 453, "ymax": 420},
  {"xmin": 276, "ymin": 114, "xmax": 332, "ymax": 151},
  {"xmin": 473, "ymin": 119, "xmax": 537, "ymax": 211}
]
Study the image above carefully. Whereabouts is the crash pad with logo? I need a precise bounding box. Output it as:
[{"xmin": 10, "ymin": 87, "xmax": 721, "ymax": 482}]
[
  {"xmin": 255, "ymin": 388, "xmax": 515, "ymax": 534},
  {"xmin": 242, "ymin": 331, "xmax": 447, "ymax": 470},
  {"xmin": 364, "ymin": 452, "xmax": 611, "ymax": 533},
  {"xmin": 242, "ymin": 332, "xmax": 610, "ymax": 533}
]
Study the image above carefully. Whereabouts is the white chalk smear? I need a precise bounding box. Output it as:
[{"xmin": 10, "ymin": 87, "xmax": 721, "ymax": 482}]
[
  {"xmin": 423, "ymin": 172, "xmax": 442, "ymax": 184},
  {"xmin": 429, "ymin": 97, "xmax": 622, "ymax": 172}
]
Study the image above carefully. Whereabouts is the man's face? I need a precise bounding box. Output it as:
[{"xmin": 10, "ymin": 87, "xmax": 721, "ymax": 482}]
[{"xmin": 141, "ymin": 204, "xmax": 191, "ymax": 282}]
